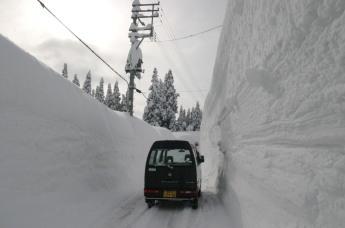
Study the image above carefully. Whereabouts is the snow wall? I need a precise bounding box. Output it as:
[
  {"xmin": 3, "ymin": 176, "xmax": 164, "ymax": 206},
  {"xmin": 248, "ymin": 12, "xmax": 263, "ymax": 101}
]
[
  {"xmin": 201, "ymin": 1, "xmax": 345, "ymax": 228},
  {"xmin": 173, "ymin": 131, "xmax": 200, "ymax": 144},
  {"xmin": 0, "ymin": 34, "xmax": 173, "ymax": 228}
]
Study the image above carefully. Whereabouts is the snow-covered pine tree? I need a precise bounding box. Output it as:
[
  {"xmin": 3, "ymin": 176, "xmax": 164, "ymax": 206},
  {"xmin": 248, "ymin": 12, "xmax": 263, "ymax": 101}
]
[
  {"xmin": 62, "ymin": 63, "xmax": 68, "ymax": 78},
  {"xmin": 186, "ymin": 108, "xmax": 193, "ymax": 131},
  {"xmin": 104, "ymin": 83, "xmax": 113, "ymax": 108},
  {"xmin": 125, "ymin": 87, "xmax": 129, "ymax": 111},
  {"xmin": 174, "ymin": 105, "xmax": 184, "ymax": 131},
  {"xmin": 95, "ymin": 86, "xmax": 99, "ymax": 99},
  {"xmin": 189, "ymin": 107, "xmax": 196, "ymax": 131},
  {"xmin": 119, "ymin": 87, "xmax": 129, "ymax": 112},
  {"xmin": 100, "ymin": 78, "xmax": 105, "ymax": 102},
  {"xmin": 193, "ymin": 101, "xmax": 202, "ymax": 131},
  {"xmin": 95, "ymin": 77, "xmax": 105, "ymax": 103},
  {"xmin": 72, "ymin": 74, "xmax": 80, "ymax": 87},
  {"xmin": 143, "ymin": 68, "xmax": 163, "ymax": 126},
  {"xmin": 112, "ymin": 81, "xmax": 121, "ymax": 111},
  {"xmin": 181, "ymin": 108, "xmax": 187, "ymax": 131},
  {"xmin": 161, "ymin": 70, "xmax": 179, "ymax": 130},
  {"xmin": 82, "ymin": 70, "xmax": 92, "ymax": 95},
  {"xmin": 120, "ymin": 94, "xmax": 127, "ymax": 112}
]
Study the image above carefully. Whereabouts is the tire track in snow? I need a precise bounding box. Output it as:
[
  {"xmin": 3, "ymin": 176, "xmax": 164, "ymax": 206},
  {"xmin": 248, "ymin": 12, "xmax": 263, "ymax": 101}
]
[
  {"xmin": 92, "ymin": 193, "xmax": 147, "ymax": 228},
  {"xmin": 111, "ymin": 191, "xmax": 232, "ymax": 228}
]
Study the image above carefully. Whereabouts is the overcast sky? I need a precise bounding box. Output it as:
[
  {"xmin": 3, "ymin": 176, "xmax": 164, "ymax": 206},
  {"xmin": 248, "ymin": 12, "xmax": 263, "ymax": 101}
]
[{"xmin": 0, "ymin": 0, "xmax": 227, "ymax": 118}]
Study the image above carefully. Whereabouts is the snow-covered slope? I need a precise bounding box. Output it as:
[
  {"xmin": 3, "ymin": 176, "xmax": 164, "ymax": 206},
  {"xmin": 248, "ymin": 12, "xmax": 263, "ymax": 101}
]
[
  {"xmin": 0, "ymin": 34, "xmax": 173, "ymax": 228},
  {"xmin": 201, "ymin": 1, "xmax": 345, "ymax": 227}
]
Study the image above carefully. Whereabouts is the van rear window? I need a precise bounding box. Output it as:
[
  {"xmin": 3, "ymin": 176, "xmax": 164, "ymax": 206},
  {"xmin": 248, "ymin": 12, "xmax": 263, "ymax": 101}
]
[{"xmin": 148, "ymin": 148, "xmax": 193, "ymax": 166}]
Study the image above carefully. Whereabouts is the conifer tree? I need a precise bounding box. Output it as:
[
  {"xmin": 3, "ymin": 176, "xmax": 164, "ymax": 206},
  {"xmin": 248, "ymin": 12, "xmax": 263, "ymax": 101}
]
[
  {"xmin": 119, "ymin": 87, "xmax": 129, "ymax": 112},
  {"xmin": 72, "ymin": 74, "xmax": 80, "ymax": 87},
  {"xmin": 161, "ymin": 70, "xmax": 179, "ymax": 130},
  {"xmin": 95, "ymin": 77, "xmax": 105, "ymax": 103},
  {"xmin": 189, "ymin": 107, "xmax": 196, "ymax": 131},
  {"xmin": 62, "ymin": 63, "xmax": 68, "ymax": 78},
  {"xmin": 193, "ymin": 101, "xmax": 202, "ymax": 131},
  {"xmin": 95, "ymin": 86, "xmax": 99, "ymax": 99},
  {"xmin": 82, "ymin": 70, "xmax": 92, "ymax": 95},
  {"xmin": 143, "ymin": 68, "xmax": 163, "ymax": 126},
  {"xmin": 105, "ymin": 83, "xmax": 113, "ymax": 108},
  {"xmin": 112, "ymin": 81, "xmax": 121, "ymax": 111},
  {"xmin": 120, "ymin": 94, "xmax": 127, "ymax": 112},
  {"xmin": 181, "ymin": 108, "xmax": 187, "ymax": 131},
  {"xmin": 186, "ymin": 108, "xmax": 193, "ymax": 131},
  {"xmin": 175, "ymin": 105, "xmax": 184, "ymax": 131}
]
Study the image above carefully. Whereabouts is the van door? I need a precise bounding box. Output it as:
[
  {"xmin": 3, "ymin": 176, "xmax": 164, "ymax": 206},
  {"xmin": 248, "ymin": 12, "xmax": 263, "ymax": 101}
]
[{"xmin": 145, "ymin": 148, "xmax": 197, "ymax": 191}]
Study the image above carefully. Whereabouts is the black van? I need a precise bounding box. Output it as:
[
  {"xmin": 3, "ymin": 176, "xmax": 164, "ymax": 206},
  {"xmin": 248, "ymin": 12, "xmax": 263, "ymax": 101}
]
[{"xmin": 144, "ymin": 140, "xmax": 204, "ymax": 209}]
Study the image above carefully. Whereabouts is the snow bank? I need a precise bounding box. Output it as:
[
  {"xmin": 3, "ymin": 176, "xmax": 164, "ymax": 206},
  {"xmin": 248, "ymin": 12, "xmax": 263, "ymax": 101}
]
[
  {"xmin": 201, "ymin": 1, "xmax": 345, "ymax": 227},
  {"xmin": 173, "ymin": 131, "xmax": 200, "ymax": 145},
  {"xmin": 0, "ymin": 34, "xmax": 173, "ymax": 228}
]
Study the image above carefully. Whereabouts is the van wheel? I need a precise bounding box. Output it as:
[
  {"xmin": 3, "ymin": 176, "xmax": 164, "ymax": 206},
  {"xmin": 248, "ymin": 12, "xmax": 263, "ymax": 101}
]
[
  {"xmin": 192, "ymin": 199, "xmax": 198, "ymax": 209},
  {"xmin": 146, "ymin": 200, "xmax": 154, "ymax": 208}
]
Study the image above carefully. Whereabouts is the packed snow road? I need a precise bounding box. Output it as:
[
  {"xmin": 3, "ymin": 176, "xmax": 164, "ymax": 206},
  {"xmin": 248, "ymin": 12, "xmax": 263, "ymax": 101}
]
[{"xmin": 101, "ymin": 190, "xmax": 238, "ymax": 228}]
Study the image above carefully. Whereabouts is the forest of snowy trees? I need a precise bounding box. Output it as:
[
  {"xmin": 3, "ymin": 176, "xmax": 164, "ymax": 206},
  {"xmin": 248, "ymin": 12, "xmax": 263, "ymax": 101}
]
[
  {"xmin": 142, "ymin": 68, "xmax": 202, "ymax": 131},
  {"xmin": 62, "ymin": 63, "xmax": 128, "ymax": 112},
  {"xmin": 61, "ymin": 64, "xmax": 202, "ymax": 131}
]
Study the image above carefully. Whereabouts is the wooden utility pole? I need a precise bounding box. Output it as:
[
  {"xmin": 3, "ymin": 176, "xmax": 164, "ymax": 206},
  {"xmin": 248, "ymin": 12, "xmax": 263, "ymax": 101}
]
[{"xmin": 125, "ymin": 0, "xmax": 159, "ymax": 116}]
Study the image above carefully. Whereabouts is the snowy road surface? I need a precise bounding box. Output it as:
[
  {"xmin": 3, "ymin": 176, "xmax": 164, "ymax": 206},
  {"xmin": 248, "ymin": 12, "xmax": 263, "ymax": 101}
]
[{"xmin": 100, "ymin": 191, "xmax": 239, "ymax": 228}]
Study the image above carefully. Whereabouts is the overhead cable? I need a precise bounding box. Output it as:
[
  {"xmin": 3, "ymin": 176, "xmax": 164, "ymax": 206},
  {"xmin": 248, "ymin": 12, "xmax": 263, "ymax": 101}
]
[
  {"xmin": 35, "ymin": 0, "xmax": 150, "ymax": 101},
  {"xmin": 36, "ymin": 0, "xmax": 129, "ymax": 84},
  {"xmin": 157, "ymin": 25, "xmax": 223, "ymax": 42}
]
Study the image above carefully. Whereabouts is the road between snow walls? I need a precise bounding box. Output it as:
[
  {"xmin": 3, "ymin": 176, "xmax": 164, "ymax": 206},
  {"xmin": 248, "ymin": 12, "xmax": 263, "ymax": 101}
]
[
  {"xmin": 0, "ymin": 34, "xmax": 235, "ymax": 228},
  {"xmin": 2, "ymin": 0, "xmax": 345, "ymax": 227},
  {"xmin": 201, "ymin": 0, "xmax": 345, "ymax": 228}
]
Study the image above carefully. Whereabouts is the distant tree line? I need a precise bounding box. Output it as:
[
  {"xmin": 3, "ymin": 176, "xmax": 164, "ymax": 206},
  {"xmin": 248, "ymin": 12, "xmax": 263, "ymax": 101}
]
[
  {"xmin": 61, "ymin": 64, "xmax": 202, "ymax": 131},
  {"xmin": 61, "ymin": 63, "xmax": 129, "ymax": 112},
  {"xmin": 143, "ymin": 68, "xmax": 202, "ymax": 131}
]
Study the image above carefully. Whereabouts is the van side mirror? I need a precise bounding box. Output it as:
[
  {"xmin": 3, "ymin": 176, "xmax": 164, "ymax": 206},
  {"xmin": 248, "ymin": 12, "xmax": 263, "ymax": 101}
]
[{"xmin": 198, "ymin": 155, "xmax": 204, "ymax": 163}]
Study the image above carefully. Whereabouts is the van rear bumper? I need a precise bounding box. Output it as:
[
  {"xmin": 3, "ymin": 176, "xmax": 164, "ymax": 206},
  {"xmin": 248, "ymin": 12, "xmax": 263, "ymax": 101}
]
[
  {"xmin": 145, "ymin": 197, "xmax": 195, "ymax": 201},
  {"xmin": 144, "ymin": 189, "xmax": 198, "ymax": 198}
]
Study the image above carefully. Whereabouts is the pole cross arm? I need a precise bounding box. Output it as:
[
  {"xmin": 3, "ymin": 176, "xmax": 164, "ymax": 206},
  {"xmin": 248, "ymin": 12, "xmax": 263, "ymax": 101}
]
[
  {"xmin": 132, "ymin": 9, "xmax": 159, "ymax": 13},
  {"xmin": 128, "ymin": 33, "xmax": 152, "ymax": 38},
  {"xmin": 131, "ymin": 15, "xmax": 159, "ymax": 19},
  {"xmin": 129, "ymin": 27, "xmax": 153, "ymax": 32},
  {"xmin": 132, "ymin": 3, "xmax": 160, "ymax": 7}
]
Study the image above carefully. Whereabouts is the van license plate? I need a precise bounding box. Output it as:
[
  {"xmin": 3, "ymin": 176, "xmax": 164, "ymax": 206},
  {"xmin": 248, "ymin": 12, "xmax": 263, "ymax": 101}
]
[{"xmin": 163, "ymin": 191, "xmax": 176, "ymax": 198}]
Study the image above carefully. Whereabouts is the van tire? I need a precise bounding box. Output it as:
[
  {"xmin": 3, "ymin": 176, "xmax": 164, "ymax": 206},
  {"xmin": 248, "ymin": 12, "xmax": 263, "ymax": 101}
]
[
  {"xmin": 192, "ymin": 199, "xmax": 198, "ymax": 209},
  {"xmin": 146, "ymin": 200, "xmax": 154, "ymax": 208}
]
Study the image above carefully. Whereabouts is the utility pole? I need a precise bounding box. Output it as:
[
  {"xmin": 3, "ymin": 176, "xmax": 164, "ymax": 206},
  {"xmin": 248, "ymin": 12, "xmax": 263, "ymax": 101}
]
[{"xmin": 125, "ymin": 0, "xmax": 160, "ymax": 116}]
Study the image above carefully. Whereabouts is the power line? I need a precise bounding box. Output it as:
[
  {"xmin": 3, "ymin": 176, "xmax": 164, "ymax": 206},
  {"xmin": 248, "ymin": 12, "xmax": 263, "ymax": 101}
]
[
  {"xmin": 153, "ymin": 0, "xmax": 176, "ymax": 40},
  {"xmin": 151, "ymin": 7, "xmax": 203, "ymax": 101},
  {"xmin": 139, "ymin": 91, "xmax": 148, "ymax": 100},
  {"xmin": 151, "ymin": 3, "xmax": 216, "ymax": 102},
  {"xmin": 142, "ymin": 89, "xmax": 208, "ymax": 95},
  {"xmin": 157, "ymin": 25, "xmax": 222, "ymax": 42},
  {"xmin": 177, "ymin": 89, "xmax": 208, "ymax": 93},
  {"xmin": 36, "ymin": 0, "xmax": 128, "ymax": 85},
  {"xmin": 160, "ymin": 8, "xmax": 176, "ymax": 40},
  {"xmin": 35, "ymin": 0, "xmax": 149, "ymax": 101}
]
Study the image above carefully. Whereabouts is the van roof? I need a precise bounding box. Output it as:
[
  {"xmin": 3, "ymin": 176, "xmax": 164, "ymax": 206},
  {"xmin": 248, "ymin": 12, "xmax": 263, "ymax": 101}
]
[{"xmin": 151, "ymin": 140, "xmax": 192, "ymax": 149}]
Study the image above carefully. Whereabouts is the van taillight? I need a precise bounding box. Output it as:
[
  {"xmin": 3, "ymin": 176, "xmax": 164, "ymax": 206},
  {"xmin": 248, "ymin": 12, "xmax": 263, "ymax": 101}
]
[{"xmin": 144, "ymin": 189, "xmax": 159, "ymax": 194}]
